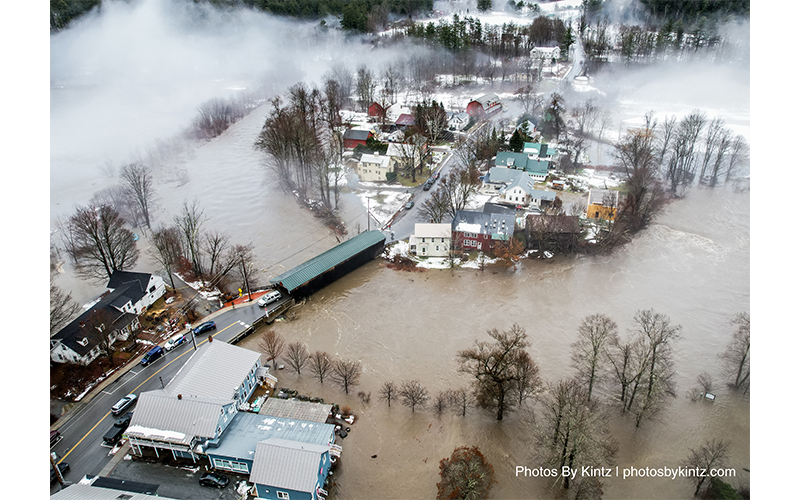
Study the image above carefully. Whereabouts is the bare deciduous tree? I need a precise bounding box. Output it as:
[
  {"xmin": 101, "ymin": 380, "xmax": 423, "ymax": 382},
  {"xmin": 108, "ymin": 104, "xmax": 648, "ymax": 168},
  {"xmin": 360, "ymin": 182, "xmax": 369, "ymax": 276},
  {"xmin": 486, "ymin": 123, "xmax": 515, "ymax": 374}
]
[
  {"xmin": 331, "ymin": 358, "xmax": 362, "ymax": 394},
  {"xmin": 432, "ymin": 390, "xmax": 451, "ymax": 415},
  {"xmin": 50, "ymin": 283, "xmax": 80, "ymax": 335},
  {"xmin": 64, "ymin": 204, "xmax": 140, "ymax": 282},
  {"xmin": 571, "ymin": 313, "xmax": 617, "ymax": 401},
  {"xmin": 532, "ymin": 379, "xmax": 617, "ymax": 492},
  {"xmin": 119, "ymin": 162, "xmax": 155, "ymax": 229},
  {"xmin": 399, "ymin": 379, "xmax": 428, "ymax": 412},
  {"xmin": 150, "ymin": 226, "xmax": 183, "ymax": 289},
  {"xmin": 174, "ymin": 200, "xmax": 207, "ymax": 279},
  {"xmin": 683, "ymin": 438, "xmax": 730, "ymax": 496},
  {"xmin": 284, "ymin": 341, "xmax": 310, "ymax": 375},
  {"xmin": 719, "ymin": 312, "xmax": 750, "ymax": 393},
  {"xmin": 258, "ymin": 329, "xmax": 286, "ymax": 369},
  {"xmin": 449, "ymin": 387, "xmax": 472, "ymax": 417},
  {"xmin": 379, "ymin": 381, "xmax": 397, "ymax": 407},
  {"xmin": 458, "ymin": 324, "xmax": 541, "ymax": 420},
  {"xmin": 309, "ymin": 351, "xmax": 334, "ymax": 384}
]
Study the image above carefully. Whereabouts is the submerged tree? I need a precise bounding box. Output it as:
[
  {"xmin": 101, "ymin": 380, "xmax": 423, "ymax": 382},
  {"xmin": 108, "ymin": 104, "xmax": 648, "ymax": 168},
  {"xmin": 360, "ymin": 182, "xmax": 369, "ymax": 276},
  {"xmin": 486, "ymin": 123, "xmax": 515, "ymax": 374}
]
[
  {"xmin": 571, "ymin": 313, "xmax": 617, "ymax": 402},
  {"xmin": 379, "ymin": 381, "xmax": 397, "ymax": 407},
  {"xmin": 284, "ymin": 341, "xmax": 310, "ymax": 375},
  {"xmin": 119, "ymin": 162, "xmax": 155, "ymax": 229},
  {"xmin": 458, "ymin": 324, "xmax": 541, "ymax": 420},
  {"xmin": 331, "ymin": 358, "xmax": 362, "ymax": 394},
  {"xmin": 399, "ymin": 379, "xmax": 429, "ymax": 413},
  {"xmin": 309, "ymin": 351, "xmax": 334, "ymax": 384},
  {"xmin": 719, "ymin": 312, "xmax": 750, "ymax": 393},
  {"xmin": 437, "ymin": 446, "xmax": 497, "ymax": 500},
  {"xmin": 64, "ymin": 204, "xmax": 139, "ymax": 282},
  {"xmin": 683, "ymin": 438, "xmax": 731, "ymax": 497},
  {"xmin": 258, "ymin": 329, "xmax": 286, "ymax": 369},
  {"xmin": 532, "ymin": 379, "xmax": 617, "ymax": 492}
]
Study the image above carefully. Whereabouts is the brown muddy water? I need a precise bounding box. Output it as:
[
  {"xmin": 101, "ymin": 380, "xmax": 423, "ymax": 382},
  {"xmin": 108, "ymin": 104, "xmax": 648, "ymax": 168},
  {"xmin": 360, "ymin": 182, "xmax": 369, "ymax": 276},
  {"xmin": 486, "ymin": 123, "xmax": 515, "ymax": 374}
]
[{"xmin": 239, "ymin": 187, "xmax": 750, "ymax": 500}]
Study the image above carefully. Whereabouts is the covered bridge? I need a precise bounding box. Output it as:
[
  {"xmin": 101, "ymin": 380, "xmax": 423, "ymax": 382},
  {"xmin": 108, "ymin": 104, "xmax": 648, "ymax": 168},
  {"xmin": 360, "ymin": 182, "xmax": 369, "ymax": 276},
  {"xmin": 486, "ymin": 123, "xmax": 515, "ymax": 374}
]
[{"xmin": 270, "ymin": 230, "xmax": 386, "ymax": 299}]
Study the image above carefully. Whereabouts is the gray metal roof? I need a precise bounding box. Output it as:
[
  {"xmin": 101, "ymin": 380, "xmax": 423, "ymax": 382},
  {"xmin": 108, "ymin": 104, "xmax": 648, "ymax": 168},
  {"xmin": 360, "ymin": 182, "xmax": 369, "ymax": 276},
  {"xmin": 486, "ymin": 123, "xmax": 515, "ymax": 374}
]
[
  {"xmin": 164, "ymin": 341, "xmax": 261, "ymax": 402},
  {"xmin": 259, "ymin": 398, "xmax": 332, "ymax": 423},
  {"xmin": 49, "ymin": 483, "xmax": 179, "ymax": 500},
  {"xmin": 250, "ymin": 438, "xmax": 329, "ymax": 493},
  {"xmin": 270, "ymin": 231, "xmax": 385, "ymax": 293},
  {"xmin": 207, "ymin": 411, "xmax": 334, "ymax": 461},
  {"xmin": 125, "ymin": 392, "xmax": 230, "ymax": 444}
]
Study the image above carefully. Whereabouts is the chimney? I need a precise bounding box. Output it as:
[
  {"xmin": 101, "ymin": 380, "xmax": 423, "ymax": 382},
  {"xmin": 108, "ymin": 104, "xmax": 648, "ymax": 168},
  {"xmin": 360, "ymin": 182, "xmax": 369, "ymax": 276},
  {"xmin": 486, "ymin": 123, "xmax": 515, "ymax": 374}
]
[
  {"xmin": 208, "ymin": 335, "xmax": 213, "ymax": 342},
  {"xmin": 178, "ymin": 394, "xmax": 182, "ymax": 400}
]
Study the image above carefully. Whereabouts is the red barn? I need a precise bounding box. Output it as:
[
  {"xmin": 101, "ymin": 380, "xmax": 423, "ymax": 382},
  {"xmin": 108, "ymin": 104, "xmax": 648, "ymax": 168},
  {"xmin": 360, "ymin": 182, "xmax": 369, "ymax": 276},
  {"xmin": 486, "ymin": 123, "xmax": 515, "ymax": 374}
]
[
  {"xmin": 466, "ymin": 93, "xmax": 502, "ymax": 118},
  {"xmin": 368, "ymin": 102, "xmax": 386, "ymax": 119},
  {"xmin": 343, "ymin": 129, "xmax": 373, "ymax": 149}
]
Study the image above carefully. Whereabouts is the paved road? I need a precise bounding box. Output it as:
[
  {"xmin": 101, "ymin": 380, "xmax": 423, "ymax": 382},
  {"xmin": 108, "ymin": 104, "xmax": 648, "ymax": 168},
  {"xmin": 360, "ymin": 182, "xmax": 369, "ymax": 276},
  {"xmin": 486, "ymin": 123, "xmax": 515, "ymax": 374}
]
[{"xmin": 50, "ymin": 302, "xmax": 265, "ymax": 492}]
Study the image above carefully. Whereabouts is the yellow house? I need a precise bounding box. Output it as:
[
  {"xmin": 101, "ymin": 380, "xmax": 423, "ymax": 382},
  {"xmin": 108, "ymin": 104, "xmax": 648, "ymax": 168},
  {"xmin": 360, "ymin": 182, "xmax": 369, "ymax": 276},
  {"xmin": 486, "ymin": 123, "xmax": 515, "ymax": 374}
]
[
  {"xmin": 587, "ymin": 189, "xmax": 619, "ymax": 221},
  {"xmin": 357, "ymin": 153, "xmax": 392, "ymax": 182}
]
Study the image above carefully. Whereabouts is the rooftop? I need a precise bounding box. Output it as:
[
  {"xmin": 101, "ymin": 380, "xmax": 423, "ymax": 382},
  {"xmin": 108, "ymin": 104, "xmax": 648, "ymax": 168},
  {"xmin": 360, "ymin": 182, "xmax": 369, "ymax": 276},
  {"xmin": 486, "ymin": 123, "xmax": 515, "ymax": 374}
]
[
  {"xmin": 125, "ymin": 392, "xmax": 231, "ymax": 444},
  {"xmin": 165, "ymin": 341, "xmax": 261, "ymax": 402},
  {"xmin": 259, "ymin": 398, "xmax": 333, "ymax": 423},
  {"xmin": 412, "ymin": 223, "xmax": 452, "ymax": 239},
  {"xmin": 207, "ymin": 411, "xmax": 334, "ymax": 460},
  {"xmin": 250, "ymin": 438, "xmax": 330, "ymax": 493},
  {"xmin": 270, "ymin": 231, "xmax": 386, "ymax": 294}
]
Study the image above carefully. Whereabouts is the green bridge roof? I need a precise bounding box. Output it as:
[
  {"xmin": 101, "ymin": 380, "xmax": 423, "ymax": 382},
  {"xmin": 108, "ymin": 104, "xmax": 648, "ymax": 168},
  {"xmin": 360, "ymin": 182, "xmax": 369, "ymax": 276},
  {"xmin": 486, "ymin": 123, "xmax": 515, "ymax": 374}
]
[{"xmin": 270, "ymin": 231, "xmax": 386, "ymax": 293}]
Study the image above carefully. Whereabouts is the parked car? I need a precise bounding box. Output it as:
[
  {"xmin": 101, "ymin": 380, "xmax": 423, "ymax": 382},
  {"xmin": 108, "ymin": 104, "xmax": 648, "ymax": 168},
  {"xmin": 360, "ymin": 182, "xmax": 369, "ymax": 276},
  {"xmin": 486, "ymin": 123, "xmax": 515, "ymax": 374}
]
[
  {"xmin": 405, "ymin": 200, "xmax": 414, "ymax": 210},
  {"xmin": 102, "ymin": 424, "xmax": 126, "ymax": 446},
  {"xmin": 199, "ymin": 472, "xmax": 229, "ymax": 488},
  {"xmin": 257, "ymin": 290, "xmax": 282, "ymax": 307},
  {"xmin": 164, "ymin": 333, "xmax": 187, "ymax": 351},
  {"xmin": 114, "ymin": 411, "xmax": 134, "ymax": 429},
  {"xmin": 432, "ymin": 171, "xmax": 440, "ymax": 180},
  {"xmin": 111, "ymin": 394, "xmax": 137, "ymax": 416},
  {"xmin": 140, "ymin": 346, "xmax": 164, "ymax": 366},
  {"xmin": 50, "ymin": 462, "xmax": 69, "ymax": 484},
  {"xmin": 192, "ymin": 321, "xmax": 216, "ymax": 335},
  {"xmin": 423, "ymin": 180, "xmax": 433, "ymax": 191}
]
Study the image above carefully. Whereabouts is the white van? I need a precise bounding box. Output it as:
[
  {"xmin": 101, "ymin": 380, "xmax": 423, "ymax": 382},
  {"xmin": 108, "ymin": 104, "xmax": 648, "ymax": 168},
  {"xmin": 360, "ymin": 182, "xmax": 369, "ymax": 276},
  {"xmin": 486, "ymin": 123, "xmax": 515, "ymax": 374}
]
[{"xmin": 257, "ymin": 290, "xmax": 281, "ymax": 307}]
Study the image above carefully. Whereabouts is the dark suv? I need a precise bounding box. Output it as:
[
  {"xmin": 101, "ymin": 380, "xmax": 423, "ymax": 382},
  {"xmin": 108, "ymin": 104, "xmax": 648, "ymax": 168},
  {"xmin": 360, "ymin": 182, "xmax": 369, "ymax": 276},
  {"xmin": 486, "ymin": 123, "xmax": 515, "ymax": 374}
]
[
  {"xmin": 199, "ymin": 472, "xmax": 229, "ymax": 488},
  {"xmin": 192, "ymin": 321, "xmax": 216, "ymax": 335}
]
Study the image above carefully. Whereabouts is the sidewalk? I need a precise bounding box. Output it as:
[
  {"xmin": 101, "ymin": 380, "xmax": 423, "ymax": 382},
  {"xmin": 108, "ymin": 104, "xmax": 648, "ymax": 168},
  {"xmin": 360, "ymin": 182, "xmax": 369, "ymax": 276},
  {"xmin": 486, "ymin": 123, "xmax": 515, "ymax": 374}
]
[{"xmin": 50, "ymin": 290, "xmax": 269, "ymax": 432}]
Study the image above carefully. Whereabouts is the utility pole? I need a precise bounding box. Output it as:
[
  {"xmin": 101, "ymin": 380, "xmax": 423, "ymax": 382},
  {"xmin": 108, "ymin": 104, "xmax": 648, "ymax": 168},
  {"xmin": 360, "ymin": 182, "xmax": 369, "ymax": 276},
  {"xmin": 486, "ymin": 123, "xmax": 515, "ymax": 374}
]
[
  {"xmin": 367, "ymin": 197, "xmax": 371, "ymax": 232},
  {"xmin": 50, "ymin": 453, "xmax": 64, "ymax": 487},
  {"xmin": 241, "ymin": 255, "xmax": 252, "ymax": 301}
]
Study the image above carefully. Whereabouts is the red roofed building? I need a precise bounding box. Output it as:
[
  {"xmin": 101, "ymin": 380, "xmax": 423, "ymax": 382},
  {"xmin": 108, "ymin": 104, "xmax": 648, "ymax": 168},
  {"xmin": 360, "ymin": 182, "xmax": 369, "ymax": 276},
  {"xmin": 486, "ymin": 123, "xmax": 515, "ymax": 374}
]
[
  {"xmin": 466, "ymin": 93, "xmax": 502, "ymax": 118},
  {"xmin": 368, "ymin": 102, "xmax": 386, "ymax": 119},
  {"xmin": 343, "ymin": 129, "xmax": 373, "ymax": 149}
]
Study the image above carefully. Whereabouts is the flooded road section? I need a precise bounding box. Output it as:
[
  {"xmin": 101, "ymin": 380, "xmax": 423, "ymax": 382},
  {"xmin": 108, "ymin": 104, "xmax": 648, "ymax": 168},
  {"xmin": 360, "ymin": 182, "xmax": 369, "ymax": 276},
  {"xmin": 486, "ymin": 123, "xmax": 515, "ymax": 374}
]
[{"xmin": 239, "ymin": 187, "xmax": 750, "ymax": 499}]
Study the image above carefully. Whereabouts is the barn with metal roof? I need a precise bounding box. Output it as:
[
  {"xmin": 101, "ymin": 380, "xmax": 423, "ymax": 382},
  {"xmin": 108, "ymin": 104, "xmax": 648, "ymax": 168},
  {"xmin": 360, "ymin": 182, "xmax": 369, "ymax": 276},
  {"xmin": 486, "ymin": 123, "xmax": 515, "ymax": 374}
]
[{"xmin": 270, "ymin": 230, "xmax": 386, "ymax": 299}]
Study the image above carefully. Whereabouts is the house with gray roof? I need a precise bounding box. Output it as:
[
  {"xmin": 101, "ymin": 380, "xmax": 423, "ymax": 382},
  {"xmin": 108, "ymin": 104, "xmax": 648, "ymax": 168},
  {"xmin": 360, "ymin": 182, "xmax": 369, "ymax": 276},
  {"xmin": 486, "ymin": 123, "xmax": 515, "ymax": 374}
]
[
  {"xmin": 50, "ymin": 287, "xmax": 141, "ymax": 366},
  {"xmin": 494, "ymin": 151, "xmax": 550, "ymax": 180},
  {"xmin": 204, "ymin": 411, "xmax": 337, "ymax": 476},
  {"xmin": 105, "ymin": 270, "xmax": 166, "ymax": 316},
  {"xmin": 259, "ymin": 398, "xmax": 333, "ymax": 423},
  {"xmin": 482, "ymin": 167, "xmax": 556, "ymax": 208},
  {"xmin": 125, "ymin": 340, "xmax": 263, "ymax": 462},
  {"xmin": 49, "ymin": 483, "xmax": 178, "ymax": 500},
  {"xmin": 250, "ymin": 438, "xmax": 333, "ymax": 500}
]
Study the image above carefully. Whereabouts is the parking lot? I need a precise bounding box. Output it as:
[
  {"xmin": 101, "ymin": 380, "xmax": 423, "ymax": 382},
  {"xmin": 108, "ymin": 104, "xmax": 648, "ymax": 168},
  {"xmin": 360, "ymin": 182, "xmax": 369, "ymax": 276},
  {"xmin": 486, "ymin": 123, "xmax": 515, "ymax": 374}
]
[{"xmin": 107, "ymin": 458, "xmax": 247, "ymax": 499}]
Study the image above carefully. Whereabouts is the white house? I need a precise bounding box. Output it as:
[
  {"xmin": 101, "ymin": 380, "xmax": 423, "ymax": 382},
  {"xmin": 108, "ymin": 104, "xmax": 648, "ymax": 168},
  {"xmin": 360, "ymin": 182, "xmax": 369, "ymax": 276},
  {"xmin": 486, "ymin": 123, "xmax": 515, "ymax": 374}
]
[
  {"xmin": 357, "ymin": 153, "xmax": 392, "ymax": 182},
  {"xmin": 481, "ymin": 167, "xmax": 556, "ymax": 207},
  {"xmin": 531, "ymin": 46, "xmax": 561, "ymax": 63},
  {"xmin": 409, "ymin": 223, "xmax": 452, "ymax": 257},
  {"xmin": 106, "ymin": 271, "xmax": 167, "ymax": 316},
  {"xmin": 448, "ymin": 112, "xmax": 470, "ymax": 131}
]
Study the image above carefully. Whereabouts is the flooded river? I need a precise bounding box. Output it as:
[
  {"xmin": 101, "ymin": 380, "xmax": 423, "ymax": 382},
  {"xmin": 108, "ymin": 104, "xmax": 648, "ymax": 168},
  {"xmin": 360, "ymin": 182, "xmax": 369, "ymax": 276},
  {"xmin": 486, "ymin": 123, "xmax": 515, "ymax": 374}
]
[{"xmin": 239, "ymin": 186, "xmax": 749, "ymax": 499}]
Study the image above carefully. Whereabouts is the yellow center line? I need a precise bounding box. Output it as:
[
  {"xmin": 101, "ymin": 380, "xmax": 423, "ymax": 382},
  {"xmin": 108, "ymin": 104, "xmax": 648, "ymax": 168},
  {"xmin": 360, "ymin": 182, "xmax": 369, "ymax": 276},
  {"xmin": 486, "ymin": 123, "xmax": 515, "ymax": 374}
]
[{"xmin": 57, "ymin": 321, "xmax": 241, "ymax": 464}]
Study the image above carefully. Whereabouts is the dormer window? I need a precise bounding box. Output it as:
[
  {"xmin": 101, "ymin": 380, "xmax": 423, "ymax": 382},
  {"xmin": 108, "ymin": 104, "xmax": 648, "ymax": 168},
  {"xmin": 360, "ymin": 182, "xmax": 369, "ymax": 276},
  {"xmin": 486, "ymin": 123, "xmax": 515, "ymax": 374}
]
[{"xmin": 77, "ymin": 338, "xmax": 89, "ymax": 347}]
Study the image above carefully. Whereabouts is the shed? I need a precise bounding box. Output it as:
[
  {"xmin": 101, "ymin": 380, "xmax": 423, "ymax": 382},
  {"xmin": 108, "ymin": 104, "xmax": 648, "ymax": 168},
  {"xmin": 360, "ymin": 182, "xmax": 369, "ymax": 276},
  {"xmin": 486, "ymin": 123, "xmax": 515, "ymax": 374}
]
[
  {"xmin": 343, "ymin": 129, "xmax": 372, "ymax": 149},
  {"xmin": 270, "ymin": 231, "xmax": 386, "ymax": 299}
]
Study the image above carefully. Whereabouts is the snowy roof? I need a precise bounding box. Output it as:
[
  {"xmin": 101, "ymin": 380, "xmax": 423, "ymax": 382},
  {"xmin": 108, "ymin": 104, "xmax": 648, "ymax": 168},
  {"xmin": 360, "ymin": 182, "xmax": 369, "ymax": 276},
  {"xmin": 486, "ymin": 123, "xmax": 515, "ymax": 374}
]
[
  {"xmin": 250, "ymin": 438, "xmax": 329, "ymax": 492},
  {"xmin": 125, "ymin": 392, "xmax": 231, "ymax": 444},
  {"xmin": 386, "ymin": 142, "xmax": 417, "ymax": 159},
  {"xmin": 451, "ymin": 210, "xmax": 515, "ymax": 237},
  {"xmin": 412, "ymin": 223, "xmax": 452, "ymax": 239},
  {"xmin": 164, "ymin": 341, "xmax": 261, "ymax": 402},
  {"xmin": 359, "ymin": 154, "xmax": 390, "ymax": 168},
  {"xmin": 588, "ymin": 188, "xmax": 619, "ymax": 206}
]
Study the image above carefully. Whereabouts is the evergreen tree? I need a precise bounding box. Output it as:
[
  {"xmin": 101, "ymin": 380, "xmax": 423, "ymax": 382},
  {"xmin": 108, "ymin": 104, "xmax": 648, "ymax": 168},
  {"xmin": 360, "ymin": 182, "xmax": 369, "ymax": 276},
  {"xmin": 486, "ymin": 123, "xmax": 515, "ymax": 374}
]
[{"xmin": 509, "ymin": 129, "xmax": 524, "ymax": 152}]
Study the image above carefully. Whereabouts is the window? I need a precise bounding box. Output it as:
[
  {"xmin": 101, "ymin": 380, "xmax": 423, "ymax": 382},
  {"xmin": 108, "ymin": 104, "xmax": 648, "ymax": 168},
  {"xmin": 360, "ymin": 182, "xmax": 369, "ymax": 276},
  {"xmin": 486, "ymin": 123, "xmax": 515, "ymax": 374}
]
[
  {"xmin": 277, "ymin": 492, "xmax": 290, "ymax": 500},
  {"xmin": 422, "ymin": 237, "xmax": 426, "ymax": 243}
]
